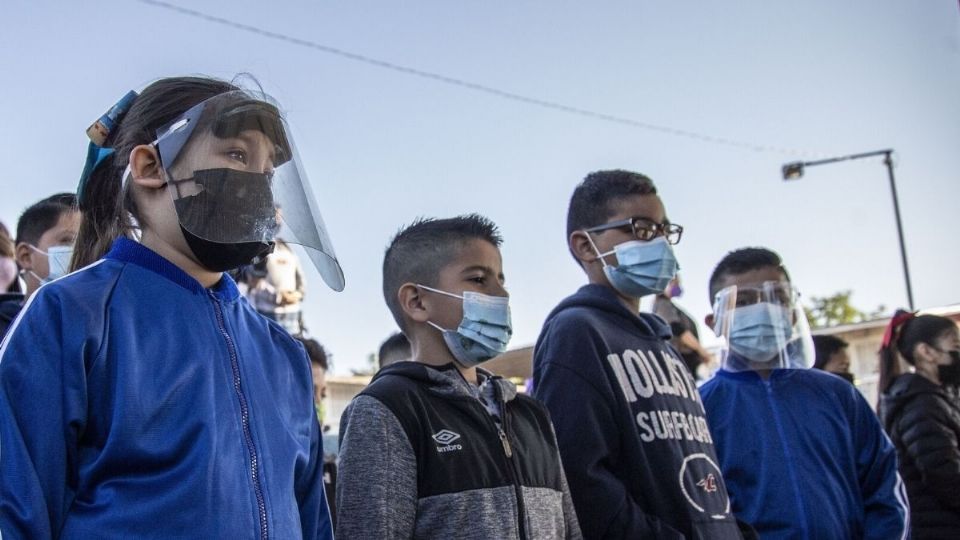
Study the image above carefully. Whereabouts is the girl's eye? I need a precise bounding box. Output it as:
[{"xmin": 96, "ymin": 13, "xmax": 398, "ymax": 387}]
[
  {"xmin": 227, "ymin": 149, "xmax": 248, "ymax": 164},
  {"xmin": 469, "ymin": 276, "xmax": 486, "ymax": 284}
]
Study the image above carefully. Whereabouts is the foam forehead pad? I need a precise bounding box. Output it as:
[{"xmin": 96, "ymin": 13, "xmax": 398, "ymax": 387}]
[{"xmin": 213, "ymin": 101, "xmax": 291, "ymax": 165}]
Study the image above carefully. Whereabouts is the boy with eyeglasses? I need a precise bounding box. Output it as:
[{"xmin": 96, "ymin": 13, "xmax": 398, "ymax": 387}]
[
  {"xmin": 699, "ymin": 247, "xmax": 907, "ymax": 539},
  {"xmin": 533, "ymin": 170, "xmax": 748, "ymax": 539}
]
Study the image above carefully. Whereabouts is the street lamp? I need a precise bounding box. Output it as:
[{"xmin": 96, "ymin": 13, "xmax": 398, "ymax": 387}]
[{"xmin": 781, "ymin": 149, "xmax": 915, "ymax": 311}]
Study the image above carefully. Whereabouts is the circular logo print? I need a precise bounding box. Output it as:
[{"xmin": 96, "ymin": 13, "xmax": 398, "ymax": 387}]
[{"xmin": 678, "ymin": 453, "xmax": 731, "ymax": 520}]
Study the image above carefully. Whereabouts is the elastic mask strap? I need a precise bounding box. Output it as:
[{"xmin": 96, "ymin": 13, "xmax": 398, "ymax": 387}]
[
  {"xmin": 426, "ymin": 320, "xmax": 450, "ymax": 333},
  {"xmin": 416, "ymin": 284, "xmax": 463, "ymax": 300},
  {"xmin": 584, "ymin": 233, "xmax": 613, "ymax": 268},
  {"xmin": 21, "ymin": 268, "xmax": 44, "ymax": 285},
  {"xmin": 21, "ymin": 251, "xmax": 52, "ymax": 284},
  {"xmin": 26, "ymin": 244, "xmax": 47, "ymax": 257}
]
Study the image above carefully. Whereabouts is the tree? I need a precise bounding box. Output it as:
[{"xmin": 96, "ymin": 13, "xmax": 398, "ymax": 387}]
[
  {"xmin": 804, "ymin": 290, "xmax": 885, "ymax": 329},
  {"xmin": 350, "ymin": 352, "xmax": 378, "ymax": 376}
]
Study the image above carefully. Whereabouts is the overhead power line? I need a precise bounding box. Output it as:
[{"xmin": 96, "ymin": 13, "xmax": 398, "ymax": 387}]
[{"xmin": 138, "ymin": 0, "xmax": 820, "ymax": 157}]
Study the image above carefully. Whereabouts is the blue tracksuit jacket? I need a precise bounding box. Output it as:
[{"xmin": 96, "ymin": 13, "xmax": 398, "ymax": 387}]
[
  {"xmin": 699, "ymin": 368, "xmax": 908, "ymax": 539},
  {"xmin": 0, "ymin": 238, "xmax": 333, "ymax": 539}
]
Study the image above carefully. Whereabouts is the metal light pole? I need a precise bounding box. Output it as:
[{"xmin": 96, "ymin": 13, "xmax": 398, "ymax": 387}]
[{"xmin": 781, "ymin": 149, "xmax": 915, "ymax": 311}]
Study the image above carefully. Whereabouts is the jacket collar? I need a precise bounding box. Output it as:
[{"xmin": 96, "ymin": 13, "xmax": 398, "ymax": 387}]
[
  {"xmin": 372, "ymin": 360, "xmax": 516, "ymax": 403},
  {"xmin": 546, "ymin": 283, "xmax": 673, "ymax": 340},
  {"xmin": 714, "ymin": 367, "xmax": 803, "ymax": 383},
  {"xmin": 106, "ymin": 237, "xmax": 239, "ymax": 300}
]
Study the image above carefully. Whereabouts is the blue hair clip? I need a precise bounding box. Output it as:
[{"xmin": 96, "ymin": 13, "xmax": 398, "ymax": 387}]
[{"xmin": 77, "ymin": 90, "xmax": 138, "ymax": 206}]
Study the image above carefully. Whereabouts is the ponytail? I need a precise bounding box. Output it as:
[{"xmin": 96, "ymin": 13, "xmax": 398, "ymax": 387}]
[
  {"xmin": 71, "ymin": 156, "xmax": 132, "ymax": 270},
  {"xmin": 71, "ymin": 77, "xmax": 240, "ymax": 270},
  {"xmin": 878, "ymin": 310, "xmax": 914, "ymax": 394}
]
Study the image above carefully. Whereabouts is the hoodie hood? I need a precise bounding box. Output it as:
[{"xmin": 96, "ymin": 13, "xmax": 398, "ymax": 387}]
[
  {"xmin": 880, "ymin": 372, "xmax": 945, "ymax": 428},
  {"xmin": 370, "ymin": 360, "xmax": 517, "ymax": 404},
  {"xmin": 544, "ymin": 284, "xmax": 672, "ymax": 340}
]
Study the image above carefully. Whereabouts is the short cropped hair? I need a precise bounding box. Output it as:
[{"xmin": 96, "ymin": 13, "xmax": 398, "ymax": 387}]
[
  {"xmin": 708, "ymin": 247, "xmax": 792, "ymax": 301},
  {"xmin": 16, "ymin": 193, "xmax": 78, "ymax": 246},
  {"xmin": 812, "ymin": 335, "xmax": 849, "ymax": 370},
  {"xmin": 382, "ymin": 214, "xmax": 502, "ymax": 332},
  {"xmin": 378, "ymin": 332, "xmax": 411, "ymax": 369},
  {"xmin": 297, "ymin": 337, "xmax": 329, "ymax": 371},
  {"xmin": 566, "ymin": 170, "xmax": 658, "ymax": 239}
]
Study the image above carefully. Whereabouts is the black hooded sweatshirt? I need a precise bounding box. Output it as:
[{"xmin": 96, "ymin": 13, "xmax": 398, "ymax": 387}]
[
  {"xmin": 0, "ymin": 292, "xmax": 24, "ymax": 339},
  {"xmin": 881, "ymin": 373, "xmax": 960, "ymax": 538},
  {"xmin": 533, "ymin": 284, "xmax": 743, "ymax": 540}
]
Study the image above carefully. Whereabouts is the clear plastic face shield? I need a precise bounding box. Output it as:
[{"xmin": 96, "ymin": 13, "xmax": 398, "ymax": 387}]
[
  {"xmin": 151, "ymin": 90, "xmax": 344, "ymax": 290},
  {"xmin": 712, "ymin": 281, "xmax": 814, "ymax": 372}
]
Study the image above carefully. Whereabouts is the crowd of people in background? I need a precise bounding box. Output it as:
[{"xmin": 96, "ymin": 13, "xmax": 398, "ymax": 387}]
[{"xmin": 0, "ymin": 73, "xmax": 957, "ymax": 540}]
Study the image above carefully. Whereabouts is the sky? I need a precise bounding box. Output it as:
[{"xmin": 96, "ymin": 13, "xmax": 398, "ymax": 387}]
[{"xmin": 2, "ymin": 0, "xmax": 958, "ymax": 375}]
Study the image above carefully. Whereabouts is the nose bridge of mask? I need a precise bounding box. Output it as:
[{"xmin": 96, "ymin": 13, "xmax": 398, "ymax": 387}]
[
  {"xmin": 460, "ymin": 292, "xmax": 512, "ymax": 348},
  {"xmin": 615, "ymin": 237, "xmax": 671, "ymax": 268},
  {"xmin": 734, "ymin": 302, "xmax": 794, "ymax": 335},
  {"xmin": 461, "ymin": 291, "xmax": 511, "ymax": 326},
  {"xmin": 588, "ymin": 233, "xmax": 674, "ymax": 270}
]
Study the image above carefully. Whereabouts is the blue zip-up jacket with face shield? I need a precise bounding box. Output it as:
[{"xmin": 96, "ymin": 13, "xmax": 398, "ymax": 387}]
[
  {"xmin": 0, "ymin": 238, "xmax": 333, "ymax": 539},
  {"xmin": 699, "ymin": 367, "xmax": 908, "ymax": 540}
]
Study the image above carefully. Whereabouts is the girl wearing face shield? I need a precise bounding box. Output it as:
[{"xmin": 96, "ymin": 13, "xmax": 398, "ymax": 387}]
[
  {"xmin": 879, "ymin": 311, "xmax": 960, "ymax": 538},
  {"xmin": 0, "ymin": 77, "xmax": 340, "ymax": 539}
]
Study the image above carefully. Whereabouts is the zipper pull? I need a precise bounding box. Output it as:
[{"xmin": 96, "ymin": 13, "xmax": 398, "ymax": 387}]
[{"xmin": 498, "ymin": 428, "xmax": 513, "ymax": 458}]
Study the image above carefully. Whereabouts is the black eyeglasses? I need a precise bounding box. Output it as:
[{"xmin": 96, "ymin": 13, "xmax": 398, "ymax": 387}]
[{"xmin": 585, "ymin": 217, "xmax": 684, "ymax": 245}]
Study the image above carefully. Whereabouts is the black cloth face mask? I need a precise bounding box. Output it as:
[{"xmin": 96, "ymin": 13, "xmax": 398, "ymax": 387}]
[
  {"xmin": 937, "ymin": 350, "xmax": 960, "ymax": 386},
  {"xmin": 171, "ymin": 168, "xmax": 277, "ymax": 272}
]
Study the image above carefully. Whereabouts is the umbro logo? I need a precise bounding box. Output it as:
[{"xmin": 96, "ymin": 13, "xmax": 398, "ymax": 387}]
[
  {"xmin": 432, "ymin": 429, "xmax": 461, "ymax": 444},
  {"xmin": 432, "ymin": 429, "xmax": 463, "ymax": 453}
]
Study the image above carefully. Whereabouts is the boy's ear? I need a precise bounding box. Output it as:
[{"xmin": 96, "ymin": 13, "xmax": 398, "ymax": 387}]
[
  {"xmin": 129, "ymin": 145, "xmax": 165, "ymax": 189},
  {"xmin": 15, "ymin": 242, "xmax": 34, "ymax": 270},
  {"xmin": 398, "ymin": 283, "xmax": 430, "ymax": 324},
  {"xmin": 569, "ymin": 230, "xmax": 598, "ymax": 265}
]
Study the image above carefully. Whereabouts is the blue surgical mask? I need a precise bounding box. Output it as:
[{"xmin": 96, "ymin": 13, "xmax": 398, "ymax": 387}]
[
  {"xmin": 589, "ymin": 236, "xmax": 679, "ymax": 298},
  {"xmin": 728, "ymin": 302, "xmax": 794, "ymax": 363},
  {"xmin": 418, "ymin": 284, "xmax": 513, "ymax": 368},
  {"xmin": 28, "ymin": 244, "xmax": 74, "ymax": 284}
]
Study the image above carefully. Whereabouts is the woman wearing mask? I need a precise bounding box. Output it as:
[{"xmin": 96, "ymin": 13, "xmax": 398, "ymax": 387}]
[
  {"xmin": 0, "ymin": 76, "xmax": 342, "ymax": 538},
  {"xmin": 879, "ymin": 310, "xmax": 960, "ymax": 538}
]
